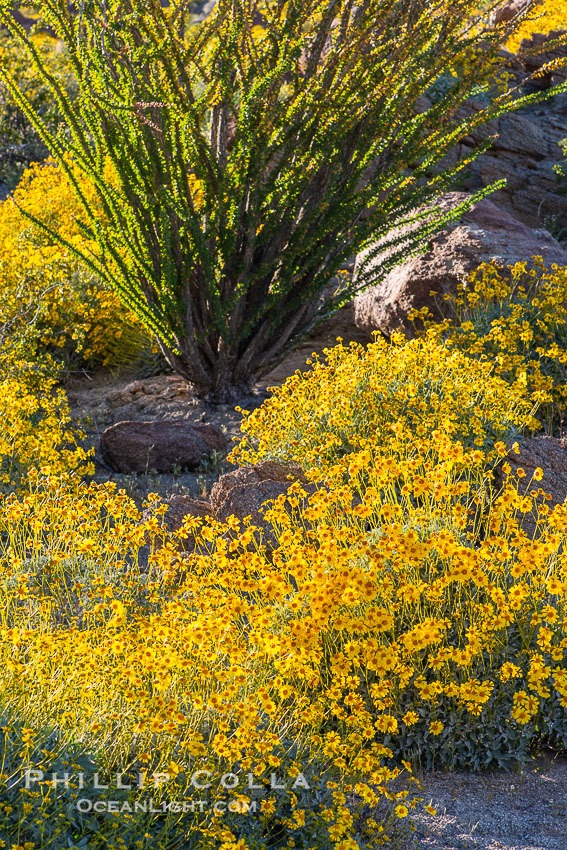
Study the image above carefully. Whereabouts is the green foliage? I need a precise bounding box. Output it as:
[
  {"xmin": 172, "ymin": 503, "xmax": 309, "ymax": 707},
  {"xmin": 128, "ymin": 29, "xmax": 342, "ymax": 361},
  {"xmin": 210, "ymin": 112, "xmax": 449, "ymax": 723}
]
[{"xmin": 0, "ymin": 1, "xmax": 564, "ymax": 398}]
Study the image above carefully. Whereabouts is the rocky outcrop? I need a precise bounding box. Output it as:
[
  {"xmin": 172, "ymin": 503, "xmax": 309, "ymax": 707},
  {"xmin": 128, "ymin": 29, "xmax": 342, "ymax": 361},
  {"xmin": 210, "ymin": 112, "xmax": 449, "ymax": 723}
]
[
  {"xmin": 452, "ymin": 95, "xmax": 567, "ymax": 233},
  {"xmin": 99, "ymin": 420, "xmax": 227, "ymax": 473},
  {"xmin": 452, "ymin": 31, "xmax": 567, "ymax": 231},
  {"xmin": 353, "ymin": 28, "xmax": 567, "ymax": 338},
  {"xmin": 380, "ymin": 31, "xmax": 567, "ymax": 245},
  {"xmin": 353, "ymin": 192, "xmax": 567, "ymax": 337}
]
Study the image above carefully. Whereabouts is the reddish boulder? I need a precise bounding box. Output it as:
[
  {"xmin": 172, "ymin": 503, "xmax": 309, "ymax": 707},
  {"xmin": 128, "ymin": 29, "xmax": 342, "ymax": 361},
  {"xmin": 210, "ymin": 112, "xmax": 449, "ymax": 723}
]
[
  {"xmin": 352, "ymin": 192, "xmax": 567, "ymax": 338},
  {"xmin": 210, "ymin": 461, "xmax": 310, "ymax": 544},
  {"xmin": 99, "ymin": 420, "xmax": 227, "ymax": 473},
  {"xmin": 495, "ymin": 436, "xmax": 567, "ymax": 536},
  {"xmin": 500, "ymin": 436, "xmax": 567, "ymax": 507},
  {"xmin": 143, "ymin": 494, "xmax": 214, "ymax": 551},
  {"xmin": 489, "ymin": 0, "xmax": 535, "ymax": 26},
  {"xmin": 154, "ymin": 494, "xmax": 214, "ymax": 532}
]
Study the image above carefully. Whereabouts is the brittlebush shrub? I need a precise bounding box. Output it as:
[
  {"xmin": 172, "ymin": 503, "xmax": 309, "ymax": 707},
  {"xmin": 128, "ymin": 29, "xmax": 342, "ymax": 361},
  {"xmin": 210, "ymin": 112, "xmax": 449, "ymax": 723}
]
[
  {"xmin": 0, "ymin": 159, "xmax": 151, "ymax": 367},
  {"xmin": 0, "ymin": 346, "xmax": 91, "ymax": 491},
  {"xmin": 232, "ymin": 332, "xmax": 534, "ymax": 472},
  {"xmin": 411, "ymin": 259, "xmax": 567, "ymax": 433},
  {"xmin": 1, "ymin": 430, "xmax": 567, "ymax": 846},
  {"xmin": 1, "ymin": 319, "xmax": 567, "ymax": 845},
  {"xmin": 506, "ymin": 0, "xmax": 567, "ymax": 52},
  {"xmin": 3, "ymin": 259, "xmax": 567, "ymax": 844},
  {"xmin": 0, "ymin": 476, "xmax": 418, "ymax": 848}
]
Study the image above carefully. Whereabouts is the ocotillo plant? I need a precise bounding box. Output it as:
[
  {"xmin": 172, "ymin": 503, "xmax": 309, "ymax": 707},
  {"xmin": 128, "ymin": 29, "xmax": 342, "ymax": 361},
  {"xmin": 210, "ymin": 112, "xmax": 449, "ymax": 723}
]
[{"xmin": 0, "ymin": 0, "xmax": 563, "ymax": 399}]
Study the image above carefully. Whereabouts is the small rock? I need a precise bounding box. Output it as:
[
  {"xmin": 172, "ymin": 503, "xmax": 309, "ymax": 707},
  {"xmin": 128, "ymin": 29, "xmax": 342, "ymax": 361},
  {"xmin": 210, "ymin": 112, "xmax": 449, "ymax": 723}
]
[
  {"xmin": 99, "ymin": 420, "xmax": 227, "ymax": 473},
  {"xmin": 123, "ymin": 380, "xmax": 144, "ymax": 395},
  {"xmin": 502, "ymin": 436, "xmax": 567, "ymax": 507}
]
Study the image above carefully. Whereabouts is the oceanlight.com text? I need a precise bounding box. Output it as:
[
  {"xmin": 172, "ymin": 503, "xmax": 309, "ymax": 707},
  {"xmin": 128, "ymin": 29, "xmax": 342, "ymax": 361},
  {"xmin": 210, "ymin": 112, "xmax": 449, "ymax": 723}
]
[{"xmin": 75, "ymin": 798, "xmax": 258, "ymax": 815}]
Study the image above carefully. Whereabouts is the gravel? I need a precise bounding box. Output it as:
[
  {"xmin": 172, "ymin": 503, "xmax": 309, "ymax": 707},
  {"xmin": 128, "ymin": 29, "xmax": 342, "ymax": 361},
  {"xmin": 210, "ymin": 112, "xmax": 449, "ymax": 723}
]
[{"xmin": 410, "ymin": 756, "xmax": 567, "ymax": 850}]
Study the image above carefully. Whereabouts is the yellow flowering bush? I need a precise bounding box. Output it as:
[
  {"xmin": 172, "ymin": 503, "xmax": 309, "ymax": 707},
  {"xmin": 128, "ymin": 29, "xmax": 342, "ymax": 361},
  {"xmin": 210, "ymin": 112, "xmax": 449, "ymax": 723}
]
[
  {"xmin": 0, "ymin": 348, "xmax": 91, "ymax": 491},
  {"xmin": 0, "ymin": 475, "xmax": 418, "ymax": 848},
  {"xmin": 419, "ymin": 259, "xmax": 567, "ymax": 433},
  {"xmin": 0, "ymin": 159, "xmax": 151, "ymax": 367},
  {"xmin": 0, "ymin": 297, "xmax": 566, "ymax": 843},
  {"xmin": 506, "ymin": 0, "xmax": 567, "ymax": 52},
  {"xmin": 232, "ymin": 331, "xmax": 534, "ymax": 472},
  {"xmin": 1, "ymin": 427, "xmax": 567, "ymax": 845}
]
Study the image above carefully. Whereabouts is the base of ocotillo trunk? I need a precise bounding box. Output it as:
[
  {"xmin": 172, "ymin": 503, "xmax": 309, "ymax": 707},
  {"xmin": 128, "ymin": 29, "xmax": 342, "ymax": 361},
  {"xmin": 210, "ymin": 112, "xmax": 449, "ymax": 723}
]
[
  {"xmin": 195, "ymin": 381, "xmax": 268, "ymax": 406},
  {"xmin": 158, "ymin": 343, "xmax": 272, "ymax": 405}
]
